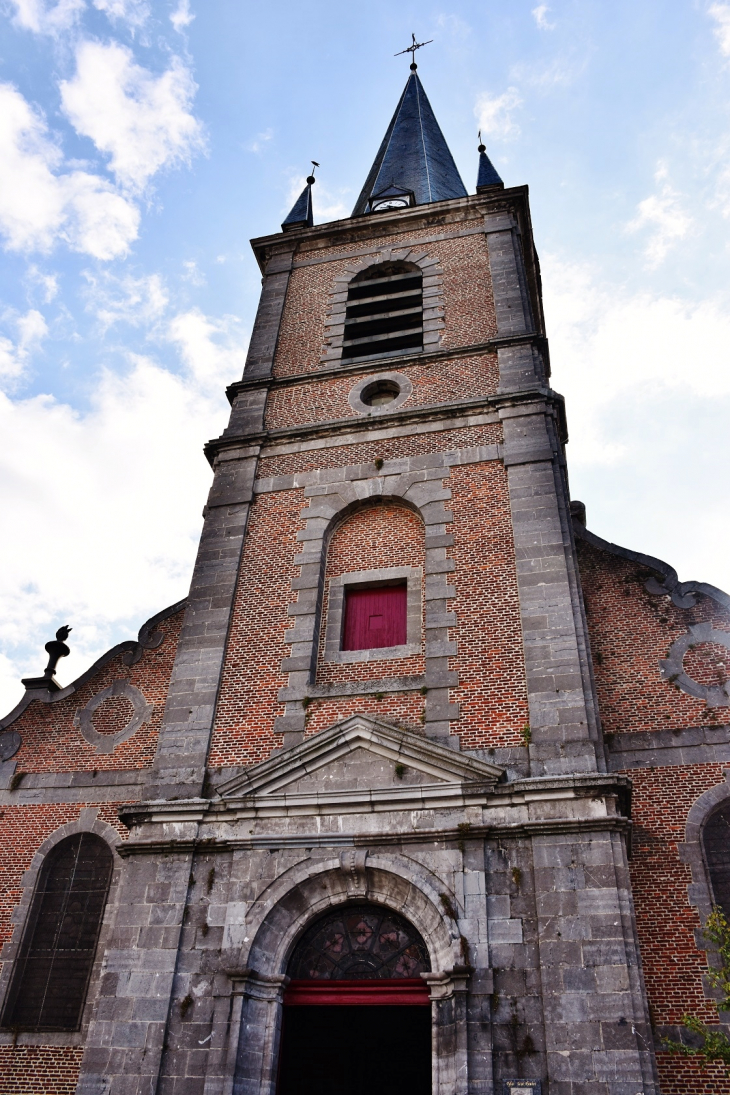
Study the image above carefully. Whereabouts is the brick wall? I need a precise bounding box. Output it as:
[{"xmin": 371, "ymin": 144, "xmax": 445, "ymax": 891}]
[
  {"xmin": 578, "ymin": 539, "xmax": 730, "ymax": 1090},
  {"xmin": 0, "ymin": 1046, "xmax": 83, "ymax": 1094},
  {"xmin": 626, "ymin": 763, "xmax": 730, "ymax": 1093},
  {"xmin": 6, "ymin": 609, "xmax": 183, "ymax": 773},
  {"xmin": 273, "ymin": 228, "xmax": 497, "ymax": 378},
  {"xmin": 264, "ymin": 354, "xmax": 499, "ymax": 430},
  {"xmin": 655, "ymin": 1054, "xmax": 730, "ymax": 1093},
  {"xmin": 257, "ymin": 423, "xmax": 502, "ymax": 479},
  {"xmin": 448, "ymin": 462, "xmax": 529, "ymax": 748},
  {"xmin": 209, "ymin": 489, "xmax": 304, "ymax": 767},
  {"xmin": 577, "ymin": 540, "xmax": 730, "ymax": 733},
  {"xmin": 626, "ymin": 764, "xmax": 724, "ymax": 1027}
]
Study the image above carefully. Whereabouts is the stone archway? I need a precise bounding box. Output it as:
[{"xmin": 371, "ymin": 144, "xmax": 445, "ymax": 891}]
[
  {"xmin": 278, "ymin": 904, "xmax": 433, "ymax": 1095},
  {"xmin": 225, "ymin": 860, "xmax": 469, "ymax": 1095}
]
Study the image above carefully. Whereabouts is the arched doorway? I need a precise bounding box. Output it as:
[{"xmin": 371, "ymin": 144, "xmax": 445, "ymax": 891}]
[{"xmin": 277, "ymin": 904, "xmax": 432, "ymax": 1095}]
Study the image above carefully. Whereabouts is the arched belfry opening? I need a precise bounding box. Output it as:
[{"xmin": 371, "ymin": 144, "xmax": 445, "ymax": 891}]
[
  {"xmin": 342, "ymin": 261, "xmax": 423, "ymax": 361},
  {"xmin": 278, "ymin": 904, "xmax": 432, "ymax": 1095}
]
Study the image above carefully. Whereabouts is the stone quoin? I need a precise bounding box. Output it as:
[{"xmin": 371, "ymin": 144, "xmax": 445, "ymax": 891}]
[{"xmin": 1, "ymin": 61, "xmax": 730, "ymax": 1095}]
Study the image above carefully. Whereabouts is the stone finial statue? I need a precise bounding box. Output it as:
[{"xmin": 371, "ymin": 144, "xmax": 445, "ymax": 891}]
[{"xmin": 21, "ymin": 625, "xmax": 72, "ymax": 692}]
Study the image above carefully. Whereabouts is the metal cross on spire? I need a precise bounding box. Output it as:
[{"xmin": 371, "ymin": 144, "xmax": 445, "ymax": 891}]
[{"xmin": 395, "ymin": 32, "xmax": 433, "ymax": 69}]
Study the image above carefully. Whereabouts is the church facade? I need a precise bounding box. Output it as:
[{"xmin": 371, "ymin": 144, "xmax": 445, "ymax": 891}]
[{"xmin": 1, "ymin": 66, "xmax": 730, "ymax": 1095}]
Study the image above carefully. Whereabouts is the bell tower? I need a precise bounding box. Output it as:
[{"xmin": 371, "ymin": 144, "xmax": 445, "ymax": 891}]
[{"xmin": 74, "ymin": 60, "xmax": 661, "ymax": 1095}]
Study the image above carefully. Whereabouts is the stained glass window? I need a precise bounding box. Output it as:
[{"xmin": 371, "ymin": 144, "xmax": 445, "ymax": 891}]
[
  {"xmin": 288, "ymin": 904, "xmax": 430, "ymax": 980},
  {"xmin": 703, "ymin": 803, "xmax": 730, "ymax": 918},
  {"xmin": 1, "ymin": 833, "xmax": 113, "ymax": 1031}
]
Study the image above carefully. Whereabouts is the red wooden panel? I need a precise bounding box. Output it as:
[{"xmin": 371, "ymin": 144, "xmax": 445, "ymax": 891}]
[
  {"xmin": 283, "ymin": 978, "xmax": 430, "ymax": 1006},
  {"xmin": 342, "ymin": 584, "xmax": 407, "ymax": 651}
]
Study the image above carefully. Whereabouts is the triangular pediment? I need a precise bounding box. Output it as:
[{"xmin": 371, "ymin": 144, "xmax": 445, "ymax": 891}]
[{"xmin": 215, "ymin": 715, "xmax": 503, "ymax": 813}]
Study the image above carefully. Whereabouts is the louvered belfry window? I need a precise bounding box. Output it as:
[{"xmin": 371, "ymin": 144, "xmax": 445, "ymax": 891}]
[
  {"xmin": 342, "ymin": 261, "xmax": 423, "ymax": 362},
  {"xmin": 2, "ymin": 833, "xmax": 113, "ymax": 1031},
  {"xmin": 703, "ymin": 804, "xmax": 730, "ymax": 917}
]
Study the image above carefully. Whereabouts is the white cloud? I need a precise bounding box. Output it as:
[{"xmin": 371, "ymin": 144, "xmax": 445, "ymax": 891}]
[
  {"xmin": 0, "ymin": 82, "xmax": 139, "ymax": 259},
  {"xmin": 247, "ymin": 128, "xmax": 273, "ymax": 153},
  {"xmin": 0, "ymin": 308, "xmax": 48, "ymax": 383},
  {"xmin": 170, "ymin": 0, "xmax": 194, "ymax": 32},
  {"xmin": 60, "ymin": 40, "xmax": 205, "ymax": 193},
  {"xmin": 181, "ymin": 259, "xmax": 205, "ymax": 285},
  {"xmin": 92, "ymin": 0, "xmax": 150, "ymax": 26},
  {"xmin": 532, "ymin": 4, "xmax": 555, "ymax": 30},
  {"xmin": 8, "ymin": 0, "xmax": 84, "ymax": 34},
  {"xmin": 543, "ymin": 253, "xmax": 730, "ymax": 592},
  {"xmin": 84, "ymin": 270, "xmax": 169, "ymax": 329},
  {"xmin": 474, "ymin": 88, "xmax": 523, "ymax": 141},
  {"xmin": 27, "ymin": 266, "xmax": 59, "ymax": 303},
  {"xmin": 167, "ymin": 307, "xmax": 247, "ymax": 392},
  {"xmin": 626, "ymin": 163, "xmax": 692, "ymax": 267},
  {"xmin": 0, "ymin": 308, "xmax": 247, "ymax": 713},
  {"xmin": 435, "ymin": 13, "xmax": 471, "ymax": 38},
  {"xmin": 709, "ymin": 3, "xmax": 730, "ymax": 57},
  {"xmin": 511, "ymin": 55, "xmax": 584, "ymax": 90}
]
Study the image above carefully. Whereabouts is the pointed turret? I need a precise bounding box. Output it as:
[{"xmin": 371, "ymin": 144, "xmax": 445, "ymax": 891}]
[
  {"xmin": 476, "ymin": 136, "xmax": 503, "ymax": 191},
  {"xmin": 352, "ymin": 68, "xmax": 467, "ymax": 216},
  {"xmin": 282, "ymin": 171, "xmax": 315, "ymax": 232}
]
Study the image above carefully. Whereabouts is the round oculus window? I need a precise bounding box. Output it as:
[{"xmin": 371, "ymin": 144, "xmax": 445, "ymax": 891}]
[{"xmin": 361, "ymin": 380, "xmax": 400, "ymax": 407}]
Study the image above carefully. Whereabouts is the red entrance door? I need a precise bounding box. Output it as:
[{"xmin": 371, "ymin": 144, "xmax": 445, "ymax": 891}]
[
  {"xmin": 279, "ymin": 907, "xmax": 433, "ymax": 1095},
  {"xmin": 277, "ymin": 995, "xmax": 431, "ymax": 1095}
]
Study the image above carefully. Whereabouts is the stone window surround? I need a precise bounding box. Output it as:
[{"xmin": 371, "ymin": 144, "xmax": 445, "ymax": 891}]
[
  {"xmin": 320, "ymin": 246, "xmax": 445, "ymax": 368},
  {"xmin": 347, "ymin": 371, "xmax": 413, "ymax": 416},
  {"xmin": 0, "ymin": 810, "xmax": 122, "ymax": 1047},
  {"xmin": 323, "ymin": 565, "xmax": 423, "ymax": 664},
  {"xmin": 660, "ymin": 623, "xmax": 730, "ymax": 708},
  {"xmin": 73, "ymin": 678, "xmax": 154, "ymax": 754}
]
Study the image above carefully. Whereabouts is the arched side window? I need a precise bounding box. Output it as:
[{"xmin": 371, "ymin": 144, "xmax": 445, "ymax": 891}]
[
  {"xmin": 1, "ymin": 833, "xmax": 113, "ymax": 1031},
  {"xmin": 342, "ymin": 261, "xmax": 423, "ymax": 362},
  {"xmin": 288, "ymin": 903, "xmax": 431, "ymax": 980},
  {"xmin": 702, "ymin": 803, "xmax": 730, "ymax": 918}
]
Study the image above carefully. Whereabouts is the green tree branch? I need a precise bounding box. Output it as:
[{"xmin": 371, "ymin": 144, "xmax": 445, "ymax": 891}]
[{"xmin": 664, "ymin": 907, "xmax": 730, "ymax": 1071}]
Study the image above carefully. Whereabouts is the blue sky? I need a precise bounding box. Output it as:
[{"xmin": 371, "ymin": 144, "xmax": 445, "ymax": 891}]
[{"xmin": 1, "ymin": 0, "xmax": 730, "ymax": 710}]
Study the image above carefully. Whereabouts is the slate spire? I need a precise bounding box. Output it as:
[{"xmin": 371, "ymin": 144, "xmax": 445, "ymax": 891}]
[
  {"xmin": 352, "ymin": 68, "xmax": 467, "ymax": 216},
  {"xmin": 282, "ymin": 166, "xmax": 317, "ymax": 231},
  {"xmin": 476, "ymin": 133, "xmax": 503, "ymax": 191}
]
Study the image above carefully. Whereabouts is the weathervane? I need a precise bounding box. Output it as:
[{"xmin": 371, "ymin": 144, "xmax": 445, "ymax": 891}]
[
  {"xmin": 395, "ymin": 32, "xmax": 433, "ymax": 70},
  {"xmin": 307, "ymin": 160, "xmax": 320, "ymax": 184}
]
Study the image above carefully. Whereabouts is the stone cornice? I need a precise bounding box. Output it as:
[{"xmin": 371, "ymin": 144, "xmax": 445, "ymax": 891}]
[
  {"xmin": 574, "ymin": 518, "xmax": 730, "ymax": 609},
  {"xmin": 115, "ymin": 815, "xmax": 632, "ymax": 857},
  {"xmin": 204, "ymin": 387, "xmax": 565, "ymax": 466},
  {"xmin": 247, "ymin": 188, "xmax": 531, "ymax": 274},
  {"xmin": 117, "ymin": 767, "xmax": 632, "ymax": 852}
]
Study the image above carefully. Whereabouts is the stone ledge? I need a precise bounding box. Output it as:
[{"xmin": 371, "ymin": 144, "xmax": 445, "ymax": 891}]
[
  {"xmin": 115, "ymin": 815, "xmax": 633, "ymax": 857},
  {"xmin": 606, "ymin": 724, "xmax": 730, "ymax": 771}
]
